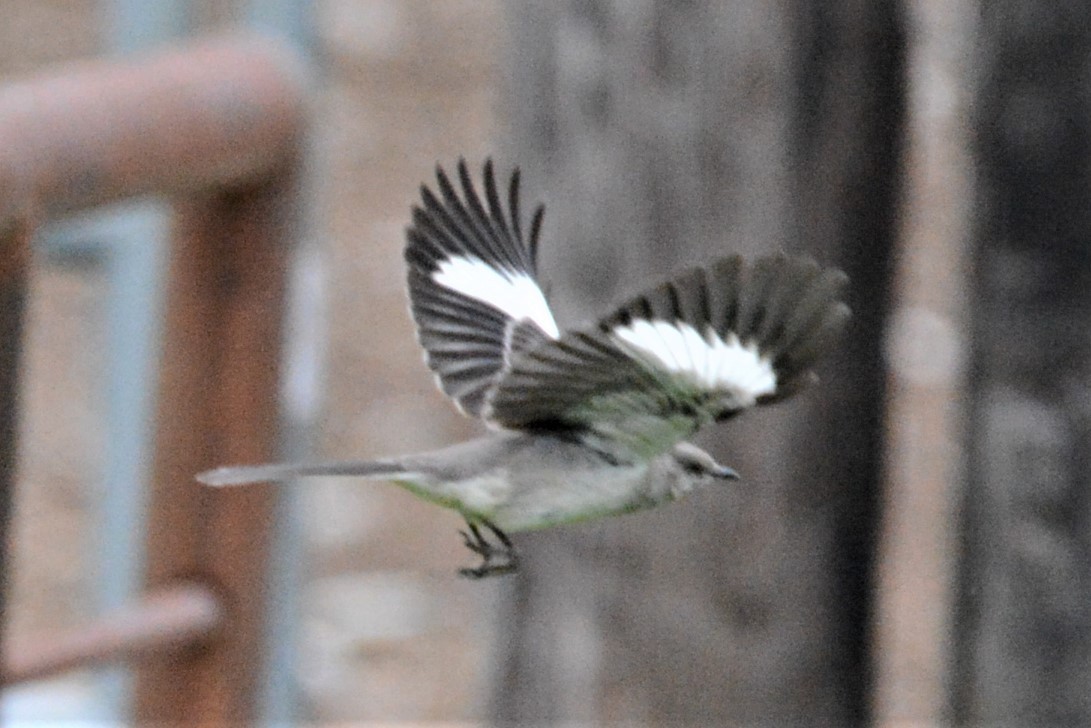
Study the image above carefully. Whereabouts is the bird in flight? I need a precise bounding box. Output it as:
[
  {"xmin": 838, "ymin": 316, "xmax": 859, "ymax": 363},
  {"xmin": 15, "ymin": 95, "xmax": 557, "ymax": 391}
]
[{"xmin": 198, "ymin": 159, "xmax": 850, "ymax": 578}]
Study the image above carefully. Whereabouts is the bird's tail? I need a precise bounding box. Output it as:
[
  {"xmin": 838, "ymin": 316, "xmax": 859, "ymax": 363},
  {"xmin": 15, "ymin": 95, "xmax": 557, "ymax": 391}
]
[{"xmin": 196, "ymin": 458, "xmax": 409, "ymax": 487}]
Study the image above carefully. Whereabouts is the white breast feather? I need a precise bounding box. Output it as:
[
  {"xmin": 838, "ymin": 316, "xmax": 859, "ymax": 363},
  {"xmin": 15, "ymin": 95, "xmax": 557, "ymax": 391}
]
[
  {"xmin": 611, "ymin": 319, "xmax": 777, "ymax": 402},
  {"xmin": 432, "ymin": 255, "xmax": 560, "ymax": 338}
]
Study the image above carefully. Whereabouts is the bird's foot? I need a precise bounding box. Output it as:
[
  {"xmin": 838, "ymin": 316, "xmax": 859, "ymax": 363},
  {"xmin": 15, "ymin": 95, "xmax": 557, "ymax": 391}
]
[{"xmin": 458, "ymin": 521, "xmax": 519, "ymax": 579}]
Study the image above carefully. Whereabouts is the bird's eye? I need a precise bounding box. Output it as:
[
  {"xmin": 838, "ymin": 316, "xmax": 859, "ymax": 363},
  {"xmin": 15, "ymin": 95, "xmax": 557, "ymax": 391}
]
[{"xmin": 680, "ymin": 460, "xmax": 706, "ymax": 475}]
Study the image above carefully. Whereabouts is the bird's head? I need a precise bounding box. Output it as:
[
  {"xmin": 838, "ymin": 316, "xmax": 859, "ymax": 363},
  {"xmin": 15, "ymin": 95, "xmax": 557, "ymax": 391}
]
[{"xmin": 665, "ymin": 441, "xmax": 739, "ymax": 499}]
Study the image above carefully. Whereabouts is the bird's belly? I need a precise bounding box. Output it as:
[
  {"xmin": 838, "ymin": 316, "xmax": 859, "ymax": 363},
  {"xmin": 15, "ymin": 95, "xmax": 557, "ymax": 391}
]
[
  {"xmin": 486, "ymin": 464, "xmax": 653, "ymax": 532},
  {"xmin": 447, "ymin": 473, "xmax": 515, "ymax": 516}
]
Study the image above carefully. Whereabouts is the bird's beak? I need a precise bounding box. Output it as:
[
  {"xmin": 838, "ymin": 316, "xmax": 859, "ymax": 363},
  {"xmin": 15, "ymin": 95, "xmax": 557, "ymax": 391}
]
[{"xmin": 714, "ymin": 465, "xmax": 740, "ymax": 480}]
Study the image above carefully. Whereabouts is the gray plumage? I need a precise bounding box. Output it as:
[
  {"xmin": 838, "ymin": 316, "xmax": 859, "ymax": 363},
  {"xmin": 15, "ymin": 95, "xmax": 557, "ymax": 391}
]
[{"xmin": 197, "ymin": 159, "xmax": 849, "ymax": 577}]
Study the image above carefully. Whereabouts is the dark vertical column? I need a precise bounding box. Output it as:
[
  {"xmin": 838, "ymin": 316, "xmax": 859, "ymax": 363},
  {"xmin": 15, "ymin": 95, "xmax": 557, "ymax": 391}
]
[
  {"xmin": 789, "ymin": 2, "xmax": 906, "ymax": 721},
  {"xmin": 956, "ymin": 4, "xmax": 1091, "ymax": 725}
]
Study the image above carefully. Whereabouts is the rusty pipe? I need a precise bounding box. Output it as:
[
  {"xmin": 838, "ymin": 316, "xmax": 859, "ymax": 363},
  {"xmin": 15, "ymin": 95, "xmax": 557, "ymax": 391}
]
[
  {"xmin": 1, "ymin": 582, "xmax": 225, "ymax": 685},
  {"xmin": 0, "ymin": 33, "xmax": 307, "ymax": 226}
]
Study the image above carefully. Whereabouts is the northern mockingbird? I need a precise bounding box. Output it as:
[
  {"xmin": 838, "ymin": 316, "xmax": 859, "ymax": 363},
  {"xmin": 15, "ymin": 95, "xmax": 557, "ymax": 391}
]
[{"xmin": 199, "ymin": 159, "xmax": 850, "ymax": 578}]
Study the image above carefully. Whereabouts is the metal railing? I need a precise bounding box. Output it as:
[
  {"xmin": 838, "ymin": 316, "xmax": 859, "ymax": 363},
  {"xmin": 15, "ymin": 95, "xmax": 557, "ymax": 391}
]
[{"xmin": 0, "ymin": 34, "xmax": 306, "ymax": 723}]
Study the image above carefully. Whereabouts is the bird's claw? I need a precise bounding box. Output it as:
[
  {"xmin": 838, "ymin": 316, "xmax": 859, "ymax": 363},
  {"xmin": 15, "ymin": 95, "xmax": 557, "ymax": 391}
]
[
  {"xmin": 459, "ymin": 529, "xmax": 491, "ymax": 557},
  {"xmin": 458, "ymin": 521, "xmax": 519, "ymax": 579},
  {"xmin": 459, "ymin": 560, "xmax": 518, "ymax": 579}
]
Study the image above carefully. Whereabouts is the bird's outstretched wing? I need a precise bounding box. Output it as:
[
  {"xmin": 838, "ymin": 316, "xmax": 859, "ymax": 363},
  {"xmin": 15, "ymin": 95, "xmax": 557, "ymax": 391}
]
[
  {"xmin": 405, "ymin": 159, "xmax": 559, "ymax": 418},
  {"xmin": 484, "ymin": 255, "xmax": 850, "ymax": 459}
]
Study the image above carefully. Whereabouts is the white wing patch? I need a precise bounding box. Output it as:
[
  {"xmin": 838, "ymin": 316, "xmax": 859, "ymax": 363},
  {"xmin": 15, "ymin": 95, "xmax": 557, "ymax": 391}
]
[
  {"xmin": 611, "ymin": 319, "xmax": 777, "ymax": 402},
  {"xmin": 433, "ymin": 255, "xmax": 560, "ymax": 338}
]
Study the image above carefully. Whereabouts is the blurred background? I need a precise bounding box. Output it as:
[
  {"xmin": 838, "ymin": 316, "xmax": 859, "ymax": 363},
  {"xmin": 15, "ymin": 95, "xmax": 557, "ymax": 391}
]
[{"xmin": 1, "ymin": 0, "xmax": 1089, "ymax": 725}]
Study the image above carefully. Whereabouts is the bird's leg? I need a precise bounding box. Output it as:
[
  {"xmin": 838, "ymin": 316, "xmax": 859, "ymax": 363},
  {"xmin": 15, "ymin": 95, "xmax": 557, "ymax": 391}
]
[
  {"xmin": 459, "ymin": 523, "xmax": 491, "ymax": 557},
  {"xmin": 483, "ymin": 521, "xmax": 517, "ymax": 561},
  {"xmin": 458, "ymin": 519, "xmax": 519, "ymax": 579}
]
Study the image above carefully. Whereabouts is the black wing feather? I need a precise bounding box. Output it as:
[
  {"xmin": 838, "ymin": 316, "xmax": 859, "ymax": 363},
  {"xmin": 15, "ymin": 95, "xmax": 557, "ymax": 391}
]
[
  {"xmin": 485, "ymin": 255, "xmax": 849, "ymax": 457},
  {"xmin": 405, "ymin": 159, "xmax": 556, "ymax": 419}
]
